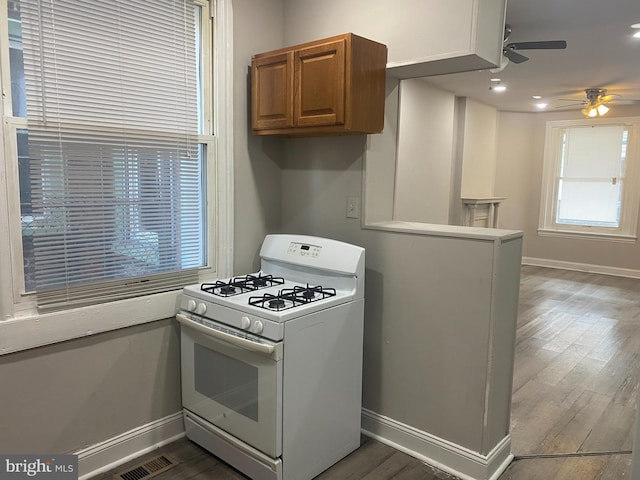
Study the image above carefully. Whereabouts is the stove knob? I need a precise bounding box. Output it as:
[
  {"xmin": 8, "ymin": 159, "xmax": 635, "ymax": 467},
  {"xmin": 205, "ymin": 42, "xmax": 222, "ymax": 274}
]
[
  {"xmin": 240, "ymin": 316, "xmax": 251, "ymax": 330},
  {"xmin": 186, "ymin": 299, "xmax": 197, "ymax": 312},
  {"xmin": 195, "ymin": 302, "xmax": 207, "ymax": 315},
  {"xmin": 251, "ymin": 320, "xmax": 264, "ymax": 334}
]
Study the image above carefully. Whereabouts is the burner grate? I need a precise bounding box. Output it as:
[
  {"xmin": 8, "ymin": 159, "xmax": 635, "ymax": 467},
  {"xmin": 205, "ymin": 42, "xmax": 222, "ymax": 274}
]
[
  {"xmin": 201, "ymin": 274, "xmax": 284, "ymax": 297},
  {"xmin": 249, "ymin": 285, "xmax": 336, "ymax": 311}
]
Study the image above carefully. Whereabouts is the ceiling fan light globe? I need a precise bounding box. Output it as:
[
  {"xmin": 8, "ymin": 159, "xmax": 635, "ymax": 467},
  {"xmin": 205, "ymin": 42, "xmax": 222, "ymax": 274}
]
[
  {"xmin": 582, "ymin": 106, "xmax": 598, "ymax": 117},
  {"xmin": 596, "ymin": 104, "xmax": 610, "ymax": 115}
]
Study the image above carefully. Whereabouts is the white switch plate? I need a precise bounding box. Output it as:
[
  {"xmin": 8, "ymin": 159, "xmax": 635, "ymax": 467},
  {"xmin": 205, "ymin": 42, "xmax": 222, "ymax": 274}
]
[{"xmin": 346, "ymin": 196, "xmax": 360, "ymax": 219}]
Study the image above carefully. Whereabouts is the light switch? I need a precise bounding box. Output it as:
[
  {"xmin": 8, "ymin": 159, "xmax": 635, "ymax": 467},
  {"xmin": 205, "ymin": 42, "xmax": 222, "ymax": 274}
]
[{"xmin": 346, "ymin": 196, "xmax": 360, "ymax": 219}]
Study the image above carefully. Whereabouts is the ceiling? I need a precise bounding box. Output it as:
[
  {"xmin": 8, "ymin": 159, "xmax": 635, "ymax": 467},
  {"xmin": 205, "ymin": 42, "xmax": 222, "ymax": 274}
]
[{"xmin": 425, "ymin": 0, "xmax": 640, "ymax": 113}]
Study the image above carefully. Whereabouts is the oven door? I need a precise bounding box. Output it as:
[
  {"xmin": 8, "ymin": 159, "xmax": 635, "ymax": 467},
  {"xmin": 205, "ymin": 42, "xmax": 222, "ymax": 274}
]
[{"xmin": 177, "ymin": 313, "xmax": 283, "ymax": 458}]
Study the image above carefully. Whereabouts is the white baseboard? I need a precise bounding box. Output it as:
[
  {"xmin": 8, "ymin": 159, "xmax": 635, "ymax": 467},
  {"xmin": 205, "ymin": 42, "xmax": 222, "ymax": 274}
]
[
  {"xmin": 361, "ymin": 409, "xmax": 513, "ymax": 480},
  {"xmin": 75, "ymin": 412, "xmax": 185, "ymax": 480},
  {"xmin": 522, "ymin": 257, "xmax": 640, "ymax": 279}
]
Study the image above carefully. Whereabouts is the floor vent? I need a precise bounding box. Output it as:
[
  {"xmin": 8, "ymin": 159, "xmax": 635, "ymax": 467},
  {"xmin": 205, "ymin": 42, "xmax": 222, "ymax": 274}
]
[{"xmin": 113, "ymin": 454, "xmax": 175, "ymax": 480}]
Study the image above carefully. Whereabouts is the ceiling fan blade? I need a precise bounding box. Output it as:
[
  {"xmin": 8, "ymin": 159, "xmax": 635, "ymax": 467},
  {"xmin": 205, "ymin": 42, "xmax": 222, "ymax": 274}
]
[
  {"xmin": 506, "ymin": 40, "xmax": 567, "ymax": 51},
  {"xmin": 554, "ymin": 103, "xmax": 584, "ymax": 108},
  {"xmin": 610, "ymin": 99, "xmax": 640, "ymax": 105},
  {"xmin": 503, "ymin": 48, "xmax": 529, "ymax": 64}
]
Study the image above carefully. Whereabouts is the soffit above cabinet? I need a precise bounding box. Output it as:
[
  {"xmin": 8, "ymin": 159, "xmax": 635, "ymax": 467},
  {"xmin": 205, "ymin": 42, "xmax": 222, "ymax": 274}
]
[{"xmin": 281, "ymin": 0, "xmax": 507, "ymax": 79}]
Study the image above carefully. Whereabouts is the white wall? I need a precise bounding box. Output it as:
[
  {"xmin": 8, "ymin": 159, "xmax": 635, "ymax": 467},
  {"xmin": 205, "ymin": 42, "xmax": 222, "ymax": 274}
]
[
  {"xmin": 393, "ymin": 79, "xmax": 455, "ymax": 224},
  {"xmin": 495, "ymin": 105, "xmax": 640, "ymax": 272},
  {"xmin": 494, "ymin": 112, "xmax": 535, "ymax": 231},
  {"xmin": 460, "ymin": 98, "xmax": 498, "ymax": 198}
]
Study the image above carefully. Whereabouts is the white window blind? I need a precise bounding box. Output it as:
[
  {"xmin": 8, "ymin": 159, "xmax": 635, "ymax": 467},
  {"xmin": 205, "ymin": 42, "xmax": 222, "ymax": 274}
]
[
  {"xmin": 556, "ymin": 125, "xmax": 626, "ymax": 227},
  {"xmin": 18, "ymin": 0, "xmax": 206, "ymax": 309}
]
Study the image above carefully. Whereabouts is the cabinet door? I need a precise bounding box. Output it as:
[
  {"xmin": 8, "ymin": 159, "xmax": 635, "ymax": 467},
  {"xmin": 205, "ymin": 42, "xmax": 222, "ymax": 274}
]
[
  {"xmin": 252, "ymin": 52, "xmax": 294, "ymax": 130},
  {"xmin": 294, "ymin": 39, "xmax": 345, "ymax": 127}
]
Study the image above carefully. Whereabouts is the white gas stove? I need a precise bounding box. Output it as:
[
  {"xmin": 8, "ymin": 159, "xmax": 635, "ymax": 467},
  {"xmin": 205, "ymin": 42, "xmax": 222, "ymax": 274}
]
[{"xmin": 177, "ymin": 234, "xmax": 365, "ymax": 480}]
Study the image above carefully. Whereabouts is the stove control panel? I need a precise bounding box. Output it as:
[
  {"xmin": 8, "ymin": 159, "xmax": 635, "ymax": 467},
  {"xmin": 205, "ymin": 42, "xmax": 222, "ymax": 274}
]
[{"xmin": 288, "ymin": 242, "xmax": 321, "ymax": 258}]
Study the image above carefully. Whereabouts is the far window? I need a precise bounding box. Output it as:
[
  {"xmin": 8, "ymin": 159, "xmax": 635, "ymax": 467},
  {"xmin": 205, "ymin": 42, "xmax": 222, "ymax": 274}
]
[{"xmin": 539, "ymin": 119, "xmax": 640, "ymax": 240}]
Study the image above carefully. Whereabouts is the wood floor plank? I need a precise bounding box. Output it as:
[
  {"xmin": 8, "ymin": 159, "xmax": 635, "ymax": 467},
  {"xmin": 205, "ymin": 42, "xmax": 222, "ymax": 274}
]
[
  {"xmin": 596, "ymin": 454, "xmax": 633, "ymax": 480},
  {"xmin": 551, "ymin": 455, "xmax": 609, "ymax": 480},
  {"xmin": 357, "ymin": 451, "xmax": 416, "ymax": 479},
  {"xmin": 315, "ymin": 438, "xmax": 396, "ymax": 479},
  {"xmin": 535, "ymin": 389, "xmax": 611, "ymax": 454},
  {"xmin": 500, "ymin": 457, "xmax": 573, "ymax": 480}
]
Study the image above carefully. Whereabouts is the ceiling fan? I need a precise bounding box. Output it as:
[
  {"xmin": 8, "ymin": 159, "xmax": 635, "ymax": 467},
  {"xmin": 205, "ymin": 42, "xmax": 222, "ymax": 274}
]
[
  {"xmin": 580, "ymin": 88, "xmax": 613, "ymax": 117},
  {"xmin": 555, "ymin": 88, "xmax": 640, "ymax": 116},
  {"xmin": 490, "ymin": 24, "xmax": 567, "ymax": 73}
]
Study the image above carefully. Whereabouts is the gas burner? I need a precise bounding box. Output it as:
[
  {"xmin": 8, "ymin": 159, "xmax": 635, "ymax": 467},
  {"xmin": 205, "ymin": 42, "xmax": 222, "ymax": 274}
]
[
  {"xmin": 201, "ymin": 274, "xmax": 284, "ymax": 297},
  {"xmin": 245, "ymin": 274, "xmax": 285, "ymax": 289},
  {"xmin": 281, "ymin": 285, "xmax": 337, "ymax": 303},
  {"xmin": 219, "ymin": 285, "xmax": 236, "ymax": 295},
  {"xmin": 269, "ymin": 298, "xmax": 286, "ymax": 309},
  {"xmin": 249, "ymin": 293, "xmax": 298, "ymax": 311},
  {"xmin": 248, "ymin": 285, "xmax": 337, "ymax": 311}
]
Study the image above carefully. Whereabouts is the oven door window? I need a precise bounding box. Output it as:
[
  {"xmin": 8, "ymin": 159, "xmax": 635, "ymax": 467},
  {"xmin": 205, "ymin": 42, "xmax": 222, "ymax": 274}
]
[
  {"xmin": 194, "ymin": 344, "xmax": 259, "ymax": 422},
  {"xmin": 181, "ymin": 325, "xmax": 283, "ymax": 458}
]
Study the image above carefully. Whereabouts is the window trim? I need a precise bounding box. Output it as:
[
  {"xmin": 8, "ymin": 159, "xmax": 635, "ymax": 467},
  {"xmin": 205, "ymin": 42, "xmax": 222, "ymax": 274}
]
[
  {"xmin": 538, "ymin": 117, "xmax": 640, "ymax": 242},
  {"xmin": 0, "ymin": 0, "xmax": 234, "ymax": 354}
]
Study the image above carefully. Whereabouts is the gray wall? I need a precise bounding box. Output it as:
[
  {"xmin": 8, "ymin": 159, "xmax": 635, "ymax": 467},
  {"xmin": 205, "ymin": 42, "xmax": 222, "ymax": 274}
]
[
  {"xmin": 495, "ymin": 104, "xmax": 640, "ymax": 270},
  {"xmin": 0, "ymin": 320, "xmax": 180, "ymax": 453},
  {"xmin": 232, "ymin": 0, "xmax": 285, "ymax": 274},
  {"xmin": 278, "ymin": 138, "xmax": 518, "ymax": 454}
]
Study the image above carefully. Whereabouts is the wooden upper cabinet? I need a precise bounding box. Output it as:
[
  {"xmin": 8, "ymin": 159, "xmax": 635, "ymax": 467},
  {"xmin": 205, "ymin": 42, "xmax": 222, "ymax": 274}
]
[
  {"xmin": 251, "ymin": 33, "xmax": 387, "ymax": 136},
  {"xmin": 252, "ymin": 52, "xmax": 294, "ymax": 130}
]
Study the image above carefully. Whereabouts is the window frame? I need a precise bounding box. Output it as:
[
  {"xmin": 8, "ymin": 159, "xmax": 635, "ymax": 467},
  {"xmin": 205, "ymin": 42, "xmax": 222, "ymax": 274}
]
[
  {"xmin": 0, "ymin": 0, "xmax": 234, "ymax": 354},
  {"xmin": 538, "ymin": 117, "xmax": 640, "ymax": 242}
]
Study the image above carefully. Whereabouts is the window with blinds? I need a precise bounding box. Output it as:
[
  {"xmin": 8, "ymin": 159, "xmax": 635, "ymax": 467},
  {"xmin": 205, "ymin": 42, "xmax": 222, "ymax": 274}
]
[
  {"xmin": 539, "ymin": 119, "xmax": 640, "ymax": 240},
  {"xmin": 555, "ymin": 125, "xmax": 627, "ymax": 227},
  {"xmin": 9, "ymin": 0, "xmax": 210, "ymax": 309}
]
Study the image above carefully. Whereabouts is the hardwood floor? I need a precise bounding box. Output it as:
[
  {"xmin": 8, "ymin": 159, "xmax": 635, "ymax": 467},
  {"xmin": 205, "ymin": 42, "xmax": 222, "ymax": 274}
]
[
  {"xmin": 499, "ymin": 265, "xmax": 639, "ymax": 479},
  {"xmin": 99, "ymin": 266, "xmax": 639, "ymax": 479}
]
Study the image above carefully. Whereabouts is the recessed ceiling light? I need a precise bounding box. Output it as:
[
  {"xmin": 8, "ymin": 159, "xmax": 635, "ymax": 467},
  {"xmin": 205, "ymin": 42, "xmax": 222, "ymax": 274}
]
[
  {"xmin": 492, "ymin": 84, "xmax": 507, "ymax": 93},
  {"xmin": 634, "ymin": 31, "xmax": 640, "ymax": 38},
  {"xmin": 490, "ymin": 78, "xmax": 501, "ymax": 82},
  {"xmin": 535, "ymin": 103, "xmax": 548, "ymax": 109},
  {"xmin": 631, "ymin": 23, "xmax": 640, "ymax": 28},
  {"xmin": 532, "ymin": 95, "xmax": 542, "ymax": 99}
]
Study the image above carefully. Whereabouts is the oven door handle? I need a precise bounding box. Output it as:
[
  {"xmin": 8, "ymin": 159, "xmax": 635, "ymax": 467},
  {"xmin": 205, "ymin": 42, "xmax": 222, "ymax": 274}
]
[{"xmin": 176, "ymin": 313, "xmax": 281, "ymax": 358}]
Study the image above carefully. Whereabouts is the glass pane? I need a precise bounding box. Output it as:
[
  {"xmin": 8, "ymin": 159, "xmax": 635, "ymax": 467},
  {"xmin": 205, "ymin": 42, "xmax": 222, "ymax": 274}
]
[
  {"xmin": 15, "ymin": 0, "xmax": 207, "ymax": 295},
  {"xmin": 18, "ymin": 129, "xmax": 35, "ymax": 287},
  {"xmin": 557, "ymin": 179, "xmax": 621, "ymax": 227},
  {"xmin": 194, "ymin": 344, "xmax": 259, "ymax": 422},
  {"xmin": 21, "ymin": 130, "xmax": 205, "ymax": 291},
  {"xmin": 8, "ymin": 2, "xmax": 26, "ymax": 117},
  {"xmin": 194, "ymin": 4, "xmax": 204, "ymax": 134}
]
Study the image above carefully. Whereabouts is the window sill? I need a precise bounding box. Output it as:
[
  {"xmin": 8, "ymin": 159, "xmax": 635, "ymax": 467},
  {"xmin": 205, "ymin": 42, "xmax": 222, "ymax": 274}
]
[
  {"xmin": 537, "ymin": 228, "xmax": 638, "ymax": 243},
  {"xmin": 0, "ymin": 289, "xmax": 182, "ymax": 356}
]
